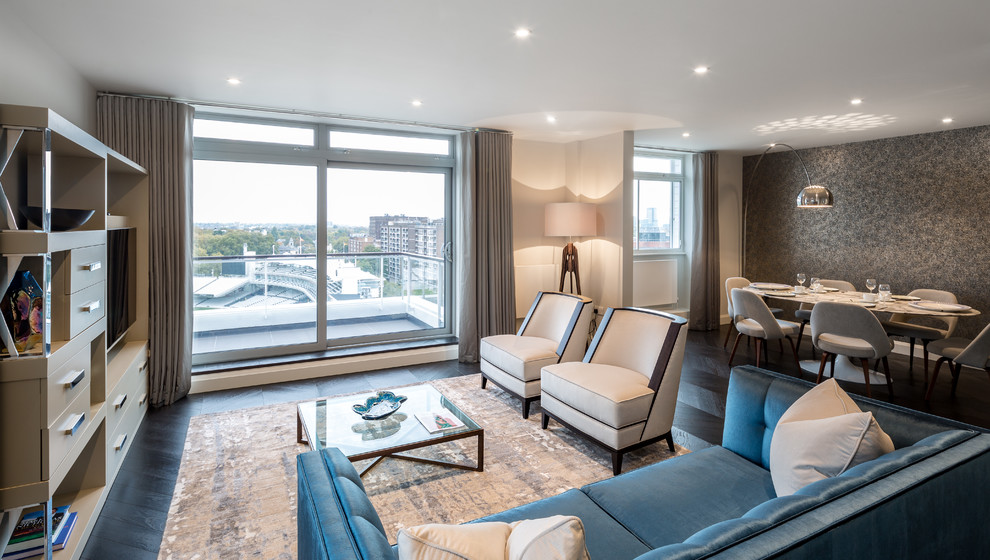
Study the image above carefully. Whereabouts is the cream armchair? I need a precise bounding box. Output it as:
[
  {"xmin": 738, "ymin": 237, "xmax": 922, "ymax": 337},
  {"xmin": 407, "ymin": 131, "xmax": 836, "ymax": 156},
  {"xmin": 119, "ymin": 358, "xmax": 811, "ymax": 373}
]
[
  {"xmin": 540, "ymin": 307, "xmax": 688, "ymax": 475},
  {"xmin": 480, "ymin": 291, "xmax": 594, "ymax": 418}
]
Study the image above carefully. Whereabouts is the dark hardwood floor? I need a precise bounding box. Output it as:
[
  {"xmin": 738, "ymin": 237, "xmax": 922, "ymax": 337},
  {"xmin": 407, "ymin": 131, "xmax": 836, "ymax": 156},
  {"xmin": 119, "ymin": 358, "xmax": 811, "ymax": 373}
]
[{"xmin": 80, "ymin": 327, "xmax": 990, "ymax": 559}]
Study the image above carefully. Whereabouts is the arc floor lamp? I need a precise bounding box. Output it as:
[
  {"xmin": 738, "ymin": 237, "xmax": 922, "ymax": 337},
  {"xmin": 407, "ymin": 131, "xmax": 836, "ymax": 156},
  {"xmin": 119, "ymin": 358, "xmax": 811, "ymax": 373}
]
[{"xmin": 545, "ymin": 202, "xmax": 597, "ymax": 295}]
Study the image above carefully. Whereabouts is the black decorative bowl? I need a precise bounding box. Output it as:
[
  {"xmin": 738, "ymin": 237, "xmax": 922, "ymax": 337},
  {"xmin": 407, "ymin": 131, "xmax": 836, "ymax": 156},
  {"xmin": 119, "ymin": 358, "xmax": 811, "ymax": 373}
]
[
  {"xmin": 23, "ymin": 206, "xmax": 95, "ymax": 232},
  {"xmin": 352, "ymin": 391, "xmax": 408, "ymax": 420}
]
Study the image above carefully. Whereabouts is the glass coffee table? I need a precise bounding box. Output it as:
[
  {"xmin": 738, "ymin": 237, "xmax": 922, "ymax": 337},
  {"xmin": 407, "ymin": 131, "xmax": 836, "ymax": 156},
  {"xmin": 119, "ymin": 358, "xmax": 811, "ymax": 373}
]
[{"xmin": 296, "ymin": 383, "xmax": 484, "ymax": 476}]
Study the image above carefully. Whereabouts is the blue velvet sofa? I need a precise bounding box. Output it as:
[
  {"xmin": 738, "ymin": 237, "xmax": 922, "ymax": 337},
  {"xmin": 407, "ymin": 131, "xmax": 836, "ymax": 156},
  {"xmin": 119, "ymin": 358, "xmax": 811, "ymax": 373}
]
[{"xmin": 296, "ymin": 366, "xmax": 990, "ymax": 559}]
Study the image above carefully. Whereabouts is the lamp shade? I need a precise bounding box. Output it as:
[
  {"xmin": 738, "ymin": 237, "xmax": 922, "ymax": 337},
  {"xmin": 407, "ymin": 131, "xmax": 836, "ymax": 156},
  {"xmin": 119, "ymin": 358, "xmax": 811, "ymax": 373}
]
[
  {"xmin": 545, "ymin": 202, "xmax": 597, "ymax": 237},
  {"xmin": 796, "ymin": 185, "xmax": 834, "ymax": 208}
]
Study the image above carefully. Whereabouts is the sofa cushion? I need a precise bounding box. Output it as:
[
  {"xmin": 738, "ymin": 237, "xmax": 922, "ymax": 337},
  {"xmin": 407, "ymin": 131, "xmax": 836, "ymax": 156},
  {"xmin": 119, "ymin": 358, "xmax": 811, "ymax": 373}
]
[
  {"xmin": 482, "ymin": 335, "xmax": 559, "ymax": 382},
  {"xmin": 475, "ymin": 489, "xmax": 649, "ymax": 560},
  {"xmin": 507, "ymin": 516, "xmax": 590, "ymax": 560},
  {"xmin": 541, "ymin": 362, "xmax": 654, "ymax": 428},
  {"xmin": 770, "ymin": 379, "xmax": 894, "ymax": 496},
  {"xmin": 581, "ymin": 446, "xmax": 775, "ymax": 549},
  {"xmin": 398, "ymin": 522, "xmax": 512, "ymax": 560}
]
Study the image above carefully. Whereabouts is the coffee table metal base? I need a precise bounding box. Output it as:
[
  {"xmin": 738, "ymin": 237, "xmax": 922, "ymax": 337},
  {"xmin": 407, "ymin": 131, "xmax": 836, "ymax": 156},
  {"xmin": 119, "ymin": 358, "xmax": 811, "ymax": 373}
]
[{"xmin": 348, "ymin": 431, "xmax": 484, "ymax": 476}]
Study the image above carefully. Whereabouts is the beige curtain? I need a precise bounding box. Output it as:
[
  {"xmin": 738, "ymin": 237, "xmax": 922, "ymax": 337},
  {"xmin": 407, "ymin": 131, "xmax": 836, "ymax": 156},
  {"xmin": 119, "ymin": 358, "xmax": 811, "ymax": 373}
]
[
  {"xmin": 456, "ymin": 131, "xmax": 515, "ymax": 361},
  {"xmin": 689, "ymin": 151, "xmax": 721, "ymax": 331},
  {"xmin": 97, "ymin": 95, "xmax": 194, "ymax": 406}
]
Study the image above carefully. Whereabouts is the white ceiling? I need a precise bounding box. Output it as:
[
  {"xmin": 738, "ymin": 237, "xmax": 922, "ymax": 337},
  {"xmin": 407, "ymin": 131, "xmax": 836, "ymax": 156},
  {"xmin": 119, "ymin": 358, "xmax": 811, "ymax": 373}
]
[{"xmin": 8, "ymin": 0, "xmax": 990, "ymax": 154}]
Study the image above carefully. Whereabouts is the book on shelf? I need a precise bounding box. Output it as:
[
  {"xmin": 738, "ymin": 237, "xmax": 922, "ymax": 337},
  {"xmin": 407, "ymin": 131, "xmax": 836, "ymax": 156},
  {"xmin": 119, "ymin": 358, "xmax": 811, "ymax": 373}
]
[
  {"xmin": 415, "ymin": 410, "xmax": 466, "ymax": 433},
  {"xmin": 3, "ymin": 510, "xmax": 76, "ymax": 559},
  {"xmin": 5, "ymin": 506, "xmax": 70, "ymax": 547}
]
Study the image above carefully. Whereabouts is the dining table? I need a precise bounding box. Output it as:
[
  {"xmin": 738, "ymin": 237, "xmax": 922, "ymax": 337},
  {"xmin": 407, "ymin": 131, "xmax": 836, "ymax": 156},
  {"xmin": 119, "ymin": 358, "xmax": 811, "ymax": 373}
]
[{"xmin": 746, "ymin": 282, "xmax": 981, "ymax": 384}]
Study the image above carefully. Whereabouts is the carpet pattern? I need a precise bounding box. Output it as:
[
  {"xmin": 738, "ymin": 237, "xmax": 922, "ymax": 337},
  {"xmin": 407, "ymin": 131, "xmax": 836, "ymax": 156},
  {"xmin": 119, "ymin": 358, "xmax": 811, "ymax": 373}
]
[{"xmin": 158, "ymin": 374, "xmax": 688, "ymax": 559}]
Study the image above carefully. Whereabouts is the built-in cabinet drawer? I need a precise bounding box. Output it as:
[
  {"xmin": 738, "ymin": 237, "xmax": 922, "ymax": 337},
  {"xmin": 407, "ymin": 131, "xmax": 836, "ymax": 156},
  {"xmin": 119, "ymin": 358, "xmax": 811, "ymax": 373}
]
[
  {"xmin": 65, "ymin": 244, "xmax": 106, "ymax": 294},
  {"xmin": 107, "ymin": 373, "xmax": 148, "ymax": 480},
  {"xmin": 45, "ymin": 345, "xmax": 91, "ymax": 426},
  {"xmin": 107, "ymin": 357, "xmax": 145, "ymax": 433},
  {"xmin": 63, "ymin": 282, "xmax": 105, "ymax": 340},
  {"xmin": 44, "ymin": 387, "xmax": 92, "ymax": 479}
]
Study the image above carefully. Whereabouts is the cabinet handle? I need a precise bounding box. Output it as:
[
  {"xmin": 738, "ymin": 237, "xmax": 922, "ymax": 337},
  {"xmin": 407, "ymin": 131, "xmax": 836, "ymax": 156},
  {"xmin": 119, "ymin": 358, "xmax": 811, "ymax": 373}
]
[
  {"xmin": 84, "ymin": 261, "xmax": 102, "ymax": 272},
  {"xmin": 114, "ymin": 434, "xmax": 127, "ymax": 451},
  {"xmin": 61, "ymin": 369, "xmax": 86, "ymax": 389},
  {"xmin": 81, "ymin": 300, "xmax": 101, "ymax": 313},
  {"xmin": 62, "ymin": 413, "xmax": 86, "ymax": 436},
  {"xmin": 138, "ymin": 393, "xmax": 148, "ymax": 406},
  {"xmin": 113, "ymin": 393, "xmax": 127, "ymax": 410}
]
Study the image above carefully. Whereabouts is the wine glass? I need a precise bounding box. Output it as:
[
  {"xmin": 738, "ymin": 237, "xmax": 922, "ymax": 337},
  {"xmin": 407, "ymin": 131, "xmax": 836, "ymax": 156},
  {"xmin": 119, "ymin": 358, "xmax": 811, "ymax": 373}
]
[
  {"xmin": 810, "ymin": 277, "xmax": 821, "ymax": 292},
  {"xmin": 796, "ymin": 273, "xmax": 806, "ymax": 290},
  {"xmin": 878, "ymin": 283, "xmax": 891, "ymax": 302},
  {"xmin": 866, "ymin": 278, "xmax": 877, "ymax": 294}
]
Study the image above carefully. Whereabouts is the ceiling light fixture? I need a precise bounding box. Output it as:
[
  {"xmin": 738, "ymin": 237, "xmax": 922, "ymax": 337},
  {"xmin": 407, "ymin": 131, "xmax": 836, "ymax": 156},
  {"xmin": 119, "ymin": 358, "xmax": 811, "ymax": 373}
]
[
  {"xmin": 515, "ymin": 28, "xmax": 531, "ymax": 38},
  {"xmin": 694, "ymin": 66, "xmax": 709, "ymax": 74},
  {"xmin": 942, "ymin": 117, "xmax": 953, "ymax": 124},
  {"xmin": 682, "ymin": 132, "xmax": 691, "ymax": 138},
  {"xmin": 226, "ymin": 77, "xmax": 241, "ymax": 85},
  {"xmin": 546, "ymin": 115, "xmax": 557, "ymax": 124},
  {"xmin": 850, "ymin": 98, "xmax": 863, "ymax": 105},
  {"xmin": 411, "ymin": 100, "xmax": 423, "ymax": 107}
]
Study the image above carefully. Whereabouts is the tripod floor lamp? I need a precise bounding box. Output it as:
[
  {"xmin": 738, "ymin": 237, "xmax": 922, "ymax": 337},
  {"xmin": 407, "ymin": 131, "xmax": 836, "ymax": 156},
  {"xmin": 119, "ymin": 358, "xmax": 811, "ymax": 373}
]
[{"xmin": 545, "ymin": 202, "xmax": 597, "ymax": 295}]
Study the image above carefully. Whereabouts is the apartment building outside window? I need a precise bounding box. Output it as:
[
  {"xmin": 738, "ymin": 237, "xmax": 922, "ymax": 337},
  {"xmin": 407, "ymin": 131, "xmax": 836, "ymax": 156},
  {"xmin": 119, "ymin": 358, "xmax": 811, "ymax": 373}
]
[{"xmin": 192, "ymin": 114, "xmax": 455, "ymax": 366}]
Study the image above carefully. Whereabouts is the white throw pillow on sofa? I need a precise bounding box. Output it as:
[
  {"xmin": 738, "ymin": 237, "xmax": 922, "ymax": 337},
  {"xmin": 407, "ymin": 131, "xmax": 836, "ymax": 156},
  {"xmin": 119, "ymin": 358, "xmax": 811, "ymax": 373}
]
[
  {"xmin": 769, "ymin": 379, "xmax": 894, "ymax": 496},
  {"xmin": 398, "ymin": 521, "xmax": 512, "ymax": 560},
  {"xmin": 398, "ymin": 515, "xmax": 589, "ymax": 560}
]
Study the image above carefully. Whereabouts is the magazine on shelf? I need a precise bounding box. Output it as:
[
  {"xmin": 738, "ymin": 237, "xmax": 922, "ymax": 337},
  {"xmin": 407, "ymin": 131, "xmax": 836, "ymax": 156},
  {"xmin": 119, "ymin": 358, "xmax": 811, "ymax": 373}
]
[
  {"xmin": 2, "ymin": 512, "xmax": 77, "ymax": 559},
  {"xmin": 415, "ymin": 410, "xmax": 466, "ymax": 433},
  {"xmin": 5, "ymin": 506, "xmax": 70, "ymax": 549}
]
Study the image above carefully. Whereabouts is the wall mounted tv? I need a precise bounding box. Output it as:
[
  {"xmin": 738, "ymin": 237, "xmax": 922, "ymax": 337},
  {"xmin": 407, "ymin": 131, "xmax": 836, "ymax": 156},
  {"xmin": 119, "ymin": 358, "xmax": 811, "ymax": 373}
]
[{"xmin": 107, "ymin": 227, "xmax": 135, "ymax": 349}]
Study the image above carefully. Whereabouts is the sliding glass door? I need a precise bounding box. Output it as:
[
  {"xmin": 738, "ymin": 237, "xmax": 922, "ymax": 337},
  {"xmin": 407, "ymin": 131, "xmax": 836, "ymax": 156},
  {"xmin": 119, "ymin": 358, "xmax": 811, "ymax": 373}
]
[{"xmin": 192, "ymin": 115, "xmax": 454, "ymax": 365}]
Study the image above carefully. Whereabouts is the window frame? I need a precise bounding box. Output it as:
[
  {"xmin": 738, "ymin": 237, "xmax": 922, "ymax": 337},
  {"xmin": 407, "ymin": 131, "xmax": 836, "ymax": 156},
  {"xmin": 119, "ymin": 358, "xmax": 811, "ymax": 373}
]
[
  {"xmin": 632, "ymin": 148, "xmax": 686, "ymax": 255},
  {"xmin": 191, "ymin": 113, "xmax": 456, "ymax": 366}
]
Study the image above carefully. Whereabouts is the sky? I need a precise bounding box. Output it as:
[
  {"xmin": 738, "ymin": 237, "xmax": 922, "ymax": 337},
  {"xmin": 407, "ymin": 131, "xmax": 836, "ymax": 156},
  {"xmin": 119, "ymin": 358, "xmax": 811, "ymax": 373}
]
[{"xmin": 193, "ymin": 161, "xmax": 445, "ymax": 227}]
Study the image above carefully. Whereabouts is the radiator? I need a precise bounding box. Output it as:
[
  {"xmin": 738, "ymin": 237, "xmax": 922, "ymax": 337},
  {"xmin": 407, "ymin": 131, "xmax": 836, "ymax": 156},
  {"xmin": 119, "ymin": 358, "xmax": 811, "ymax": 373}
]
[{"xmin": 632, "ymin": 259, "xmax": 677, "ymax": 307}]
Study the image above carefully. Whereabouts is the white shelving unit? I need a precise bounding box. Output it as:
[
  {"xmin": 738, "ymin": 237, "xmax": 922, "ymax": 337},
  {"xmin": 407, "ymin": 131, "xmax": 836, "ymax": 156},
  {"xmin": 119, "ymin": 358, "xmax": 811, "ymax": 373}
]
[{"xmin": 0, "ymin": 105, "xmax": 150, "ymax": 560}]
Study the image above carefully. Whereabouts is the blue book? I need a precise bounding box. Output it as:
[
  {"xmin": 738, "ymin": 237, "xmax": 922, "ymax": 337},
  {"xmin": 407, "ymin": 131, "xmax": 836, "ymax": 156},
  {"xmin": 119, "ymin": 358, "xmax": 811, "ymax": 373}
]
[{"xmin": 2, "ymin": 512, "xmax": 76, "ymax": 559}]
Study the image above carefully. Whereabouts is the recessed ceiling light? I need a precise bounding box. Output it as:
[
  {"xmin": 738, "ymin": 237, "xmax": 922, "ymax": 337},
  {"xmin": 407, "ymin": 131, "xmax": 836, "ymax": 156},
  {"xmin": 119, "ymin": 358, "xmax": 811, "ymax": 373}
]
[
  {"xmin": 682, "ymin": 132, "xmax": 691, "ymax": 138},
  {"xmin": 850, "ymin": 98, "xmax": 863, "ymax": 105},
  {"xmin": 515, "ymin": 28, "xmax": 531, "ymax": 38},
  {"xmin": 942, "ymin": 117, "xmax": 953, "ymax": 124},
  {"xmin": 411, "ymin": 99, "xmax": 423, "ymax": 107},
  {"xmin": 694, "ymin": 66, "xmax": 709, "ymax": 75},
  {"xmin": 226, "ymin": 77, "xmax": 241, "ymax": 85},
  {"xmin": 546, "ymin": 115, "xmax": 557, "ymax": 124}
]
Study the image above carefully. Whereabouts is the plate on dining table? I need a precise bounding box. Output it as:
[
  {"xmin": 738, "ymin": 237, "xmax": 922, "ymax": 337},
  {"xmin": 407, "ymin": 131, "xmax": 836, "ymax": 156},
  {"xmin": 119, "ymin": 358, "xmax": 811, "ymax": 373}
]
[
  {"xmin": 819, "ymin": 287, "xmax": 840, "ymax": 292},
  {"xmin": 750, "ymin": 282, "xmax": 792, "ymax": 291},
  {"xmin": 892, "ymin": 295, "xmax": 921, "ymax": 301},
  {"xmin": 909, "ymin": 301, "xmax": 971, "ymax": 312}
]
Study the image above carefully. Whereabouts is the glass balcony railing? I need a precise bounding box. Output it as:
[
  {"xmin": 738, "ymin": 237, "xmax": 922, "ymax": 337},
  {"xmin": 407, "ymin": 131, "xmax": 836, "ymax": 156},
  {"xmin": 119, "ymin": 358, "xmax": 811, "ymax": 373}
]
[{"xmin": 192, "ymin": 252, "xmax": 446, "ymax": 355}]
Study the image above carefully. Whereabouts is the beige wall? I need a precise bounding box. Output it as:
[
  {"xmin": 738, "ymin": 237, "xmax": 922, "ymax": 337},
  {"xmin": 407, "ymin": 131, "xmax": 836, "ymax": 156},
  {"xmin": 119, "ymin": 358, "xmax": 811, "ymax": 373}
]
[
  {"xmin": 0, "ymin": 5, "xmax": 96, "ymax": 132},
  {"xmin": 511, "ymin": 132, "xmax": 633, "ymax": 317}
]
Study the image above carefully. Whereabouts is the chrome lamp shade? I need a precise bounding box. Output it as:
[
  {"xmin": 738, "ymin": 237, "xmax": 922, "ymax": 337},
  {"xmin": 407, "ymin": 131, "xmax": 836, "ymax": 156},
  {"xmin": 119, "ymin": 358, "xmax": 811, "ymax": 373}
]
[{"xmin": 796, "ymin": 184, "xmax": 834, "ymax": 208}]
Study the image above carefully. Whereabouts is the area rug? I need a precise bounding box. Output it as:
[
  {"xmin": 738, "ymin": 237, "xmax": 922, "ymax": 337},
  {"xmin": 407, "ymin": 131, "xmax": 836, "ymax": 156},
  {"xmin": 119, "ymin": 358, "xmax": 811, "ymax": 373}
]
[{"xmin": 158, "ymin": 374, "xmax": 689, "ymax": 559}]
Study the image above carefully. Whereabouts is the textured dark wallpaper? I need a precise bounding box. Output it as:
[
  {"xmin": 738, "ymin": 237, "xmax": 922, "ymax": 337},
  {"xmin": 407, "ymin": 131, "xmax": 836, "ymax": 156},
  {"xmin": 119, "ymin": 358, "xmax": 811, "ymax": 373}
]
[{"xmin": 743, "ymin": 125, "xmax": 990, "ymax": 339}]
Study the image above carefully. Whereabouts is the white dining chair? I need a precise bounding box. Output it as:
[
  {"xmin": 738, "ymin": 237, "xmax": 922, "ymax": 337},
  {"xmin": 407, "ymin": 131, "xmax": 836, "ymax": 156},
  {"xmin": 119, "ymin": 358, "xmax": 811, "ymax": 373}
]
[
  {"xmin": 793, "ymin": 279, "xmax": 856, "ymax": 356},
  {"xmin": 723, "ymin": 277, "xmax": 783, "ymax": 349},
  {"xmin": 728, "ymin": 288, "xmax": 800, "ymax": 369},
  {"xmin": 924, "ymin": 322, "xmax": 990, "ymax": 401},
  {"xmin": 881, "ymin": 289, "xmax": 959, "ymax": 383},
  {"xmin": 811, "ymin": 301, "xmax": 894, "ymax": 398}
]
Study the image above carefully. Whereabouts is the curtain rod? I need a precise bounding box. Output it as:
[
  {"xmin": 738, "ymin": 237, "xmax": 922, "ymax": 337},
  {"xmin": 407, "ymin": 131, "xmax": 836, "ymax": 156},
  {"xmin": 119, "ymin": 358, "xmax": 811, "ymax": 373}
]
[
  {"xmin": 97, "ymin": 91, "xmax": 513, "ymax": 135},
  {"xmin": 633, "ymin": 144, "xmax": 701, "ymax": 154}
]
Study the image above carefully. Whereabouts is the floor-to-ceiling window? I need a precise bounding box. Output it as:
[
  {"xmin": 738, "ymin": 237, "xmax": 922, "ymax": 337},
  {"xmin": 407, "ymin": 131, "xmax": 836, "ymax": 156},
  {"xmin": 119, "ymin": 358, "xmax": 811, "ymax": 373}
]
[{"xmin": 192, "ymin": 115, "xmax": 455, "ymax": 365}]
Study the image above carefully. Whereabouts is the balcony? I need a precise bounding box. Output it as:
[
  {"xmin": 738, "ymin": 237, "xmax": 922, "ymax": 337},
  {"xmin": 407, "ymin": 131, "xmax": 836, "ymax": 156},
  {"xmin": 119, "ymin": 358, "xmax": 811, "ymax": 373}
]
[{"xmin": 193, "ymin": 252, "xmax": 446, "ymax": 356}]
